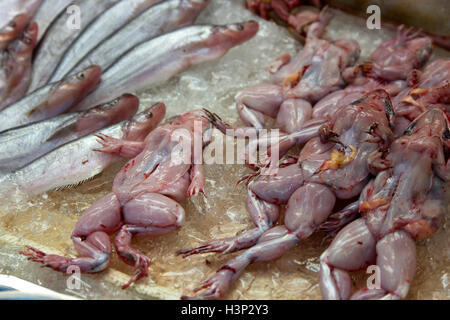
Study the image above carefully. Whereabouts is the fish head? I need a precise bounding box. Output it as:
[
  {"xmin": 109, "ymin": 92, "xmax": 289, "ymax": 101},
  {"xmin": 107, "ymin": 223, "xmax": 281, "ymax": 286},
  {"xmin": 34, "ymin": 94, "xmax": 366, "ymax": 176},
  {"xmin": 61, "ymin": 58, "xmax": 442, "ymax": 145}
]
[
  {"xmin": 65, "ymin": 65, "xmax": 102, "ymax": 98},
  {"xmin": 66, "ymin": 65, "xmax": 102, "ymax": 88},
  {"xmin": 76, "ymin": 94, "xmax": 139, "ymax": 134},
  {"xmin": 185, "ymin": 21, "xmax": 258, "ymax": 68},
  {"xmin": 198, "ymin": 20, "xmax": 259, "ymax": 62},
  {"xmin": 8, "ymin": 21, "xmax": 38, "ymax": 54},
  {"xmin": 0, "ymin": 13, "xmax": 28, "ymax": 40},
  {"xmin": 208, "ymin": 21, "xmax": 259, "ymax": 49},
  {"xmin": 42, "ymin": 66, "xmax": 102, "ymax": 116},
  {"xmin": 123, "ymin": 102, "xmax": 166, "ymax": 141}
]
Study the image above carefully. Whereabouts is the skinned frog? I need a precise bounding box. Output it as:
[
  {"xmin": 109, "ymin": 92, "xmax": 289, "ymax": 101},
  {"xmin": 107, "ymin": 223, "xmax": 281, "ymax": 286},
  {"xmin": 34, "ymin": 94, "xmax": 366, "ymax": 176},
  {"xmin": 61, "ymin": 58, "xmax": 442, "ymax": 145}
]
[
  {"xmin": 274, "ymin": 27, "xmax": 434, "ymax": 146},
  {"xmin": 235, "ymin": 6, "xmax": 360, "ymax": 132},
  {"xmin": 179, "ymin": 89, "xmax": 395, "ymax": 299},
  {"xmin": 362, "ymin": 25, "xmax": 433, "ymax": 82},
  {"xmin": 243, "ymin": 37, "xmax": 435, "ymax": 162},
  {"xmin": 392, "ymin": 59, "xmax": 450, "ymax": 136},
  {"xmin": 319, "ymin": 108, "xmax": 449, "ymax": 299},
  {"xmin": 22, "ymin": 109, "xmax": 213, "ymax": 289}
]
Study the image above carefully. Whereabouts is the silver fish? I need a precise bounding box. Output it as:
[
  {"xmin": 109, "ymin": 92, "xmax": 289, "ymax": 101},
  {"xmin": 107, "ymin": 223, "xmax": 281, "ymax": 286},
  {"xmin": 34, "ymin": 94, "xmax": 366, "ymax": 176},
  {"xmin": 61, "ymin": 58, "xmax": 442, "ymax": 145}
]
[
  {"xmin": 0, "ymin": 0, "xmax": 41, "ymax": 31},
  {"xmin": 0, "ymin": 66, "xmax": 101, "ymax": 132},
  {"xmin": 32, "ymin": 0, "xmax": 73, "ymax": 42},
  {"xmin": 57, "ymin": 0, "xmax": 210, "ymax": 82},
  {"xmin": 27, "ymin": 0, "xmax": 118, "ymax": 93},
  {"xmin": 75, "ymin": 21, "xmax": 259, "ymax": 110},
  {"xmin": 49, "ymin": 0, "xmax": 163, "ymax": 82},
  {"xmin": 0, "ymin": 93, "xmax": 139, "ymax": 172},
  {"xmin": 0, "ymin": 102, "xmax": 166, "ymax": 196}
]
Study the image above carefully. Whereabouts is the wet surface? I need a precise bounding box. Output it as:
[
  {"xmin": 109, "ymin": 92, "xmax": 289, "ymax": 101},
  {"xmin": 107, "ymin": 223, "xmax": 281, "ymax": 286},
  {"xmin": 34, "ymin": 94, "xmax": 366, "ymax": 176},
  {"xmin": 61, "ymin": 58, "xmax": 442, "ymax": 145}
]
[{"xmin": 0, "ymin": 0, "xmax": 448, "ymax": 300}]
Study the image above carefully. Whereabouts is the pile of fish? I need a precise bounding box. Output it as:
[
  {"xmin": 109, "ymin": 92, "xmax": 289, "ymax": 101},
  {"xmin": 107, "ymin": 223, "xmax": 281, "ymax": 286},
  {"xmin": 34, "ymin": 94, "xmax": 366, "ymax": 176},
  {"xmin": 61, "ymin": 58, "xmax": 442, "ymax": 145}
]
[{"xmin": 0, "ymin": 1, "xmax": 448, "ymax": 301}]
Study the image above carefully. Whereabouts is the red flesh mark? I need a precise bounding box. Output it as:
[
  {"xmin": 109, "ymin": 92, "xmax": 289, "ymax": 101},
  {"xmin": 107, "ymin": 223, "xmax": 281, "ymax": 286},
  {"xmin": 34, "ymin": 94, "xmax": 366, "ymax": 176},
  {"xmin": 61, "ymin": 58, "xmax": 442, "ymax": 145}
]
[
  {"xmin": 221, "ymin": 265, "xmax": 236, "ymax": 273},
  {"xmin": 302, "ymin": 65, "xmax": 309, "ymax": 77}
]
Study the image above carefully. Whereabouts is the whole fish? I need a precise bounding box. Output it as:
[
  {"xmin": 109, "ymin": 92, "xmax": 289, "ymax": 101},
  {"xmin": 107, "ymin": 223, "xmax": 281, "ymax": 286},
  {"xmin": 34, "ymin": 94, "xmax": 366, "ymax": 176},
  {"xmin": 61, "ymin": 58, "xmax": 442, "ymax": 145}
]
[
  {"xmin": 0, "ymin": 66, "xmax": 101, "ymax": 132},
  {"xmin": 50, "ymin": 0, "xmax": 165, "ymax": 82},
  {"xmin": 27, "ymin": 0, "xmax": 118, "ymax": 93},
  {"xmin": 76, "ymin": 21, "xmax": 259, "ymax": 110},
  {"xmin": 0, "ymin": 0, "xmax": 41, "ymax": 33},
  {"xmin": 58, "ymin": 0, "xmax": 210, "ymax": 82},
  {"xmin": 0, "ymin": 93, "xmax": 139, "ymax": 172},
  {"xmin": 0, "ymin": 22, "xmax": 38, "ymax": 110},
  {"xmin": 32, "ymin": 0, "xmax": 73, "ymax": 42},
  {"xmin": 0, "ymin": 102, "xmax": 166, "ymax": 196}
]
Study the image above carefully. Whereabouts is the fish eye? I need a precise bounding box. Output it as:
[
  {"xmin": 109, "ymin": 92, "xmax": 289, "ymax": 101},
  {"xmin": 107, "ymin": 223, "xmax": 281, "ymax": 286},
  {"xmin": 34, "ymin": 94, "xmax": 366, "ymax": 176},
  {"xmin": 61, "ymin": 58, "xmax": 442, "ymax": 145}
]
[
  {"xmin": 144, "ymin": 111, "xmax": 153, "ymax": 119},
  {"xmin": 77, "ymin": 72, "xmax": 85, "ymax": 80},
  {"xmin": 236, "ymin": 24, "xmax": 244, "ymax": 31},
  {"xmin": 9, "ymin": 21, "xmax": 16, "ymax": 28},
  {"xmin": 23, "ymin": 37, "xmax": 32, "ymax": 45}
]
